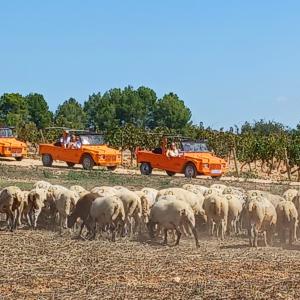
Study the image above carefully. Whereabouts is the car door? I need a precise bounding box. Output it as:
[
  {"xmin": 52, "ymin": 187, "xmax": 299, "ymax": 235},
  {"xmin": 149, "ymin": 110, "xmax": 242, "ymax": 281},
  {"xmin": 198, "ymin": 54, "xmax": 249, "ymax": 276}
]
[
  {"xmin": 59, "ymin": 147, "xmax": 83, "ymax": 164},
  {"xmin": 160, "ymin": 153, "xmax": 183, "ymax": 172}
]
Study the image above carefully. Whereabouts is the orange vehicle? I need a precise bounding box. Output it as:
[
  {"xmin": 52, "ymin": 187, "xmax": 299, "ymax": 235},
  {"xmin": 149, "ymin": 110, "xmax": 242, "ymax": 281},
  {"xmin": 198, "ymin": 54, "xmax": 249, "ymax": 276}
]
[
  {"xmin": 136, "ymin": 136, "xmax": 227, "ymax": 178},
  {"xmin": 0, "ymin": 127, "xmax": 27, "ymax": 161},
  {"xmin": 39, "ymin": 130, "xmax": 121, "ymax": 170}
]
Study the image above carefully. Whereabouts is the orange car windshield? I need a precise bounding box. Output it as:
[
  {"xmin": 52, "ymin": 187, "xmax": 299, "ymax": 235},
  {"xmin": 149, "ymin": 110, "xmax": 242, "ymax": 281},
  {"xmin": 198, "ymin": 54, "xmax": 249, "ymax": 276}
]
[
  {"xmin": 181, "ymin": 141, "xmax": 209, "ymax": 152},
  {"xmin": 79, "ymin": 134, "xmax": 105, "ymax": 145},
  {"xmin": 0, "ymin": 128, "xmax": 13, "ymax": 137}
]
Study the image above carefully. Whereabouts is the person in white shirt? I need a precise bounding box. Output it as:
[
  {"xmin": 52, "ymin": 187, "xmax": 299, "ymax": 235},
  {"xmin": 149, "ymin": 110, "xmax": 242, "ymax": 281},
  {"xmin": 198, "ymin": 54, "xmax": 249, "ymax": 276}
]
[
  {"xmin": 60, "ymin": 130, "xmax": 71, "ymax": 148},
  {"xmin": 167, "ymin": 142, "xmax": 180, "ymax": 157}
]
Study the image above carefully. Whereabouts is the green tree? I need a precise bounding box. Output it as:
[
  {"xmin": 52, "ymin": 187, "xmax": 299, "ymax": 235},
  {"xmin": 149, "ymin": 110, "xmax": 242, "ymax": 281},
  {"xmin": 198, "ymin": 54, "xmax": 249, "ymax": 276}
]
[
  {"xmin": 136, "ymin": 86, "xmax": 157, "ymax": 128},
  {"xmin": 153, "ymin": 93, "xmax": 192, "ymax": 130},
  {"xmin": 114, "ymin": 86, "xmax": 152, "ymax": 127},
  {"xmin": 25, "ymin": 93, "xmax": 53, "ymax": 129},
  {"xmin": 0, "ymin": 93, "xmax": 29, "ymax": 126},
  {"xmin": 55, "ymin": 98, "xmax": 86, "ymax": 129},
  {"xmin": 84, "ymin": 92, "xmax": 117, "ymax": 130}
]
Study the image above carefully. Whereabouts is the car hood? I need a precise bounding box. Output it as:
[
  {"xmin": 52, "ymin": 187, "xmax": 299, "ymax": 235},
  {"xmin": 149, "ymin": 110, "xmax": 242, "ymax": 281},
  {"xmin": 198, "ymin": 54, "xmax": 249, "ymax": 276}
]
[
  {"xmin": 81, "ymin": 145, "xmax": 120, "ymax": 155},
  {"xmin": 0, "ymin": 138, "xmax": 26, "ymax": 147},
  {"xmin": 182, "ymin": 152, "xmax": 226, "ymax": 164}
]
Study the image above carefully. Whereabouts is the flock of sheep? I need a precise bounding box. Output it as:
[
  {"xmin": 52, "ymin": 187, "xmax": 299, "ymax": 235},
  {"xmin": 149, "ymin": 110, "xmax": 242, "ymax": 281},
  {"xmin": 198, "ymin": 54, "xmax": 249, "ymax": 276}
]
[{"xmin": 0, "ymin": 180, "xmax": 299, "ymax": 248}]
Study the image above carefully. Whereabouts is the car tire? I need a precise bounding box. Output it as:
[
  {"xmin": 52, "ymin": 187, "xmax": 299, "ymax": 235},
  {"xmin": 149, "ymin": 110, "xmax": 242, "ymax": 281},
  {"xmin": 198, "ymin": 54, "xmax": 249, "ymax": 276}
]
[
  {"xmin": 184, "ymin": 163, "xmax": 197, "ymax": 178},
  {"xmin": 211, "ymin": 175, "xmax": 222, "ymax": 180},
  {"xmin": 82, "ymin": 154, "xmax": 94, "ymax": 170},
  {"xmin": 140, "ymin": 162, "xmax": 152, "ymax": 175},
  {"xmin": 107, "ymin": 166, "xmax": 117, "ymax": 171},
  {"xmin": 66, "ymin": 162, "xmax": 75, "ymax": 167},
  {"xmin": 166, "ymin": 171, "xmax": 176, "ymax": 176},
  {"xmin": 42, "ymin": 154, "xmax": 53, "ymax": 167},
  {"xmin": 15, "ymin": 156, "xmax": 23, "ymax": 161}
]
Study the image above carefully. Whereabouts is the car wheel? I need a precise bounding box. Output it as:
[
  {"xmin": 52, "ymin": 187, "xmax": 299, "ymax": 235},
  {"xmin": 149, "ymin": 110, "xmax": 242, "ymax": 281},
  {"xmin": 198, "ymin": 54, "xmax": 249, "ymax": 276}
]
[
  {"xmin": 15, "ymin": 156, "xmax": 23, "ymax": 161},
  {"xmin": 140, "ymin": 162, "xmax": 152, "ymax": 175},
  {"xmin": 82, "ymin": 155, "xmax": 94, "ymax": 170},
  {"xmin": 166, "ymin": 171, "xmax": 176, "ymax": 176},
  {"xmin": 42, "ymin": 154, "xmax": 53, "ymax": 167},
  {"xmin": 66, "ymin": 162, "xmax": 75, "ymax": 167},
  {"xmin": 107, "ymin": 166, "xmax": 117, "ymax": 171},
  {"xmin": 184, "ymin": 163, "xmax": 197, "ymax": 178},
  {"xmin": 211, "ymin": 175, "xmax": 222, "ymax": 180}
]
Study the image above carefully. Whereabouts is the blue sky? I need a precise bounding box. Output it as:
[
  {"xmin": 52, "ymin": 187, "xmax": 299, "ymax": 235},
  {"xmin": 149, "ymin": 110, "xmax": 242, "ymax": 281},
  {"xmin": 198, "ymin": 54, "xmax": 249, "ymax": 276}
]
[{"xmin": 1, "ymin": 1, "xmax": 299, "ymax": 129}]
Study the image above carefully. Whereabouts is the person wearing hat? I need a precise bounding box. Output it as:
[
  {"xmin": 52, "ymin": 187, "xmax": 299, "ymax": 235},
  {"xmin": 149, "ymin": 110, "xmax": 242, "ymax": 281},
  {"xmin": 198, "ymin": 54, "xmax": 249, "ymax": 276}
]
[
  {"xmin": 167, "ymin": 142, "xmax": 180, "ymax": 158},
  {"xmin": 60, "ymin": 130, "xmax": 71, "ymax": 148}
]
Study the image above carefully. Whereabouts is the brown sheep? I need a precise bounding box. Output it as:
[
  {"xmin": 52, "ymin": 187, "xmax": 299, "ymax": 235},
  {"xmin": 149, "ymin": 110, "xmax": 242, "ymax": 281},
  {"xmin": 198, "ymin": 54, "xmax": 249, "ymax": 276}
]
[{"xmin": 67, "ymin": 193, "xmax": 99, "ymax": 236}]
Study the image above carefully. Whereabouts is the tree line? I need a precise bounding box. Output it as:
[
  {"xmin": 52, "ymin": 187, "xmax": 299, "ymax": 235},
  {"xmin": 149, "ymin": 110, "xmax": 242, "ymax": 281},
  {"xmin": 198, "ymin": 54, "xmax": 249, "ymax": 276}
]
[{"xmin": 1, "ymin": 87, "xmax": 300, "ymax": 179}]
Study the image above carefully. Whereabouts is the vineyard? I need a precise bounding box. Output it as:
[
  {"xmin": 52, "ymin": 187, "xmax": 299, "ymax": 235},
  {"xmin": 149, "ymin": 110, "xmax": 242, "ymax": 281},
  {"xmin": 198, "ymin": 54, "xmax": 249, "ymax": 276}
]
[
  {"xmin": 16, "ymin": 121, "xmax": 300, "ymax": 181},
  {"xmin": 2, "ymin": 91, "xmax": 300, "ymax": 180}
]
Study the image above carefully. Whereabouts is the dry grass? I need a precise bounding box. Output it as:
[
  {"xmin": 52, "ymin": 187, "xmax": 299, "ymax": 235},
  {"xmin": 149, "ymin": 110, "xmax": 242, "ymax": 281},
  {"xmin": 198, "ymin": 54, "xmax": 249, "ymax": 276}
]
[{"xmin": 0, "ymin": 229, "xmax": 300, "ymax": 299}]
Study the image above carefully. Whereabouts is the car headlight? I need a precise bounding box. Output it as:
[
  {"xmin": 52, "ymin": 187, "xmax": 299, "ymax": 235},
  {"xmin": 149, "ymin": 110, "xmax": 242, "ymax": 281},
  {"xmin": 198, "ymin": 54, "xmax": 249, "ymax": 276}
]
[
  {"xmin": 98, "ymin": 155, "xmax": 105, "ymax": 160},
  {"xmin": 4, "ymin": 147, "xmax": 11, "ymax": 151}
]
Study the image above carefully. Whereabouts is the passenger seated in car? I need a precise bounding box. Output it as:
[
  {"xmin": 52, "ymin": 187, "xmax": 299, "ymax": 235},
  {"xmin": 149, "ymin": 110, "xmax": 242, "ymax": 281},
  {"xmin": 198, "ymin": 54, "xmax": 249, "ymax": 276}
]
[
  {"xmin": 60, "ymin": 130, "xmax": 71, "ymax": 148},
  {"xmin": 68, "ymin": 135, "xmax": 81, "ymax": 149},
  {"xmin": 167, "ymin": 142, "xmax": 180, "ymax": 157},
  {"xmin": 75, "ymin": 136, "xmax": 82, "ymax": 149}
]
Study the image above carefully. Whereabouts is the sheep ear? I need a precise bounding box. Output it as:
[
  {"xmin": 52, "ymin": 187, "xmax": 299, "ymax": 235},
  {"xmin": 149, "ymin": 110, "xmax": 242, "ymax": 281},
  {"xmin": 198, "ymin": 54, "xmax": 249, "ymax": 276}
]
[{"xmin": 226, "ymin": 195, "xmax": 231, "ymax": 200}]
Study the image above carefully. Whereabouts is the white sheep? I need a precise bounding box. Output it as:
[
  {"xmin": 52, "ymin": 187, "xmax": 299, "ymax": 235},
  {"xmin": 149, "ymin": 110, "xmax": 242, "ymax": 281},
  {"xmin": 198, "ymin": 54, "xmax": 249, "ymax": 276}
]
[
  {"xmin": 210, "ymin": 183, "xmax": 227, "ymax": 191},
  {"xmin": 33, "ymin": 181, "xmax": 52, "ymax": 190},
  {"xmin": 55, "ymin": 189, "xmax": 80, "ymax": 230},
  {"xmin": 283, "ymin": 189, "xmax": 299, "ymax": 202},
  {"xmin": 182, "ymin": 184, "xmax": 209, "ymax": 196},
  {"xmin": 88, "ymin": 195, "xmax": 125, "ymax": 241},
  {"xmin": 141, "ymin": 188, "xmax": 158, "ymax": 208},
  {"xmin": 27, "ymin": 188, "xmax": 48, "ymax": 228},
  {"xmin": 276, "ymin": 200, "xmax": 298, "ymax": 245},
  {"xmin": 148, "ymin": 195, "xmax": 199, "ymax": 247},
  {"xmin": 70, "ymin": 185, "xmax": 89, "ymax": 197},
  {"xmin": 90, "ymin": 186, "xmax": 118, "ymax": 197},
  {"xmin": 225, "ymin": 194, "xmax": 243, "ymax": 235},
  {"xmin": 0, "ymin": 186, "xmax": 23, "ymax": 230},
  {"xmin": 115, "ymin": 189, "xmax": 142, "ymax": 237},
  {"xmin": 203, "ymin": 194, "xmax": 229, "ymax": 240},
  {"xmin": 247, "ymin": 196, "xmax": 277, "ymax": 247}
]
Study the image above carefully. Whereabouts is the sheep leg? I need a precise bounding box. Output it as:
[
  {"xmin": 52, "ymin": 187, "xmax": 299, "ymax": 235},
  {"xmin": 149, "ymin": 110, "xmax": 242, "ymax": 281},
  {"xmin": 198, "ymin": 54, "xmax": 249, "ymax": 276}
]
[
  {"xmin": 174, "ymin": 228, "xmax": 181, "ymax": 246},
  {"xmin": 7, "ymin": 210, "xmax": 14, "ymax": 232},
  {"xmin": 191, "ymin": 226, "xmax": 200, "ymax": 248},
  {"xmin": 292, "ymin": 222, "xmax": 297, "ymax": 244},
  {"xmin": 263, "ymin": 231, "xmax": 268, "ymax": 247},
  {"xmin": 33, "ymin": 208, "xmax": 41, "ymax": 229},
  {"xmin": 221, "ymin": 220, "xmax": 226, "ymax": 240},
  {"xmin": 249, "ymin": 224, "xmax": 254, "ymax": 247},
  {"xmin": 111, "ymin": 223, "xmax": 116, "ymax": 242},
  {"xmin": 13, "ymin": 208, "xmax": 20, "ymax": 230},
  {"xmin": 163, "ymin": 228, "xmax": 168, "ymax": 245},
  {"xmin": 90, "ymin": 221, "xmax": 97, "ymax": 240}
]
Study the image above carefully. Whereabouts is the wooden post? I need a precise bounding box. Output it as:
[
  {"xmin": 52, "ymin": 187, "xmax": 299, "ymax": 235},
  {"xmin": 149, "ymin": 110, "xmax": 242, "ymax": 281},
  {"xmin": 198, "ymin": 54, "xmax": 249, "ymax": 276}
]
[
  {"xmin": 284, "ymin": 148, "xmax": 291, "ymax": 181},
  {"xmin": 232, "ymin": 147, "xmax": 240, "ymax": 177}
]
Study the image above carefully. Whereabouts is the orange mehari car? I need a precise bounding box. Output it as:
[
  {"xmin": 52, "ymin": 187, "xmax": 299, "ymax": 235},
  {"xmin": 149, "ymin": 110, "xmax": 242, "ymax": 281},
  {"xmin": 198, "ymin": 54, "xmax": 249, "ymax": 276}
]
[
  {"xmin": 39, "ymin": 131, "xmax": 121, "ymax": 170},
  {"xmin": 0, "ymin": 127, "xmax": 27, "ymax": 161},
  {"xmin": 136, "ymin": 137, "xmax": 227, "ymax": 178}
]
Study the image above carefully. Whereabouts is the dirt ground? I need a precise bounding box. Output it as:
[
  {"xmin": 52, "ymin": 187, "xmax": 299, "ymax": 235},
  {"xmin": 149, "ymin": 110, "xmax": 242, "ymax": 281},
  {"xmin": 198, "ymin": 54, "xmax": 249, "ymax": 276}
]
[
  {"xmin": 0, "ymin": 159, "xmax": 300, "ymax": 299},
  {"xmin": 0, "ymin": 230, "xmax": 300, "ymax": 300}
]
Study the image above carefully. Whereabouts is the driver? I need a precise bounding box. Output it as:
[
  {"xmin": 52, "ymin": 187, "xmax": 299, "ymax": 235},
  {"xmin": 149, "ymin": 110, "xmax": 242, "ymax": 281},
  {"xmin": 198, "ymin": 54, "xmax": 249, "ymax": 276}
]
[
  {"xmin": 60, "ymin": 130, "xmax": 71, "ymax": 148},
  {"xmin": 167, "ymin": 142, "xmax": 180, "ymax": 157}
]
